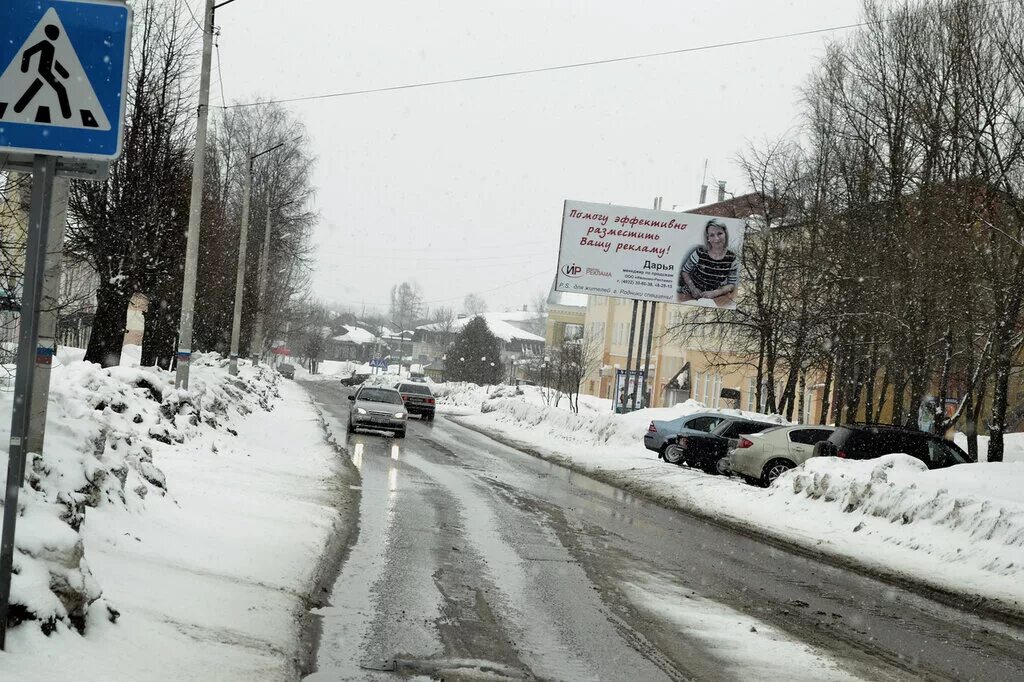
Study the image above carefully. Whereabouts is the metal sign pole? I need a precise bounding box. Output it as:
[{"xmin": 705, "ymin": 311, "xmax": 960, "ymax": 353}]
[
  {"xmin": 621, "ymin": 300, "xmax": 639, "ymax": 412},
  {"xmin": 27, "ymin": 177, "xmax": 69, "ymax": 455},
  {"xmin": 630, "ymin": 301, "xmax": 648, "ymax": 410},
  {"xmin": 642, "ymin": 302, "xmax": 657, "ymax": 408},
  {"xmin": 0, "ymin": 154, "xmax": 56, "ymax": 650},
  {"xmin": 228, "ymin": 162, "xmax": 252, "ymax": 376}
]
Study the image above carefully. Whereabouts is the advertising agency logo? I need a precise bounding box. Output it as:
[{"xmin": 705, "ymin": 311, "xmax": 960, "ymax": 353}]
[{"xmin": 561, "ymin": 263, "xmax": 583, "ymax": 278}]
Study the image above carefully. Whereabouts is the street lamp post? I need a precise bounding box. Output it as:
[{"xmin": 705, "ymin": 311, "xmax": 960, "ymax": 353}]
[
  {"xmin": 175, "ymin": 0, "xmax": 241, "ymax": 389},
  {"xmin": 249, "ymin": 138, "xmax": 300, "ymax": 365},
  {"xmin": 229, "ymin": 141, "xmax": 289, "ymax": 376}
]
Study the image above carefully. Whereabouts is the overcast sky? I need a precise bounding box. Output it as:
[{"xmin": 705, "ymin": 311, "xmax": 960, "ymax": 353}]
[{"xmin": 217, "ymin": 0, "xmax": 862, "ymax": 316}]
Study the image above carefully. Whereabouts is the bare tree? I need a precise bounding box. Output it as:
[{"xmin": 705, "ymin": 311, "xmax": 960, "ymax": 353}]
[
  {"xmin": 390, "ymin": 282, "xmax": 424, "ymax": 369},
  {"xmin": 555, "ymin": 331, "xmax": 602, "ymax": 413},
  {"xmin": 67, "ymin": 0, "xmax": 196, "ymax": 367},
  {"xmin": 463, "ymin": 292, "xmax": 487, "ymax": 316}
]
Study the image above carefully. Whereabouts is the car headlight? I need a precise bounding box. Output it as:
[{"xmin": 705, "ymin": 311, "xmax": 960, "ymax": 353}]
[
  {"xmin": 356, "ymin": 407, "xmax": 368, "ymax": 415},
  {"xmin": 394, "ymin": 412, "xmax": 405, "ymax": 418}
]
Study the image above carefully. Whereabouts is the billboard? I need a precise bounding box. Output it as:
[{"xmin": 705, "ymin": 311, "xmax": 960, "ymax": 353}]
[{"xmin": 555, "ymin": 200, "xmax": 747, "ymax": 308}]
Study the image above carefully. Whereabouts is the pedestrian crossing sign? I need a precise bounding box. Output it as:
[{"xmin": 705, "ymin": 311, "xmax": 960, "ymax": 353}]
[{"xmin": 0, "ymin": 0, "xmax": 131, "ymax": 160}]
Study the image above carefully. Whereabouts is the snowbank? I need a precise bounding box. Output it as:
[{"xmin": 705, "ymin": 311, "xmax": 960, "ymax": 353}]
[
  {"xmin": 5, "ymin": 360, "xmax": 347, "ymax": 678},
  {"xmin": 1, "ymin": 349, "xmax": 345, "ymax": 677},
  {"xmin": 471, "ymin": 397, "xmax": 785, "ymax": 454},
  {"xmin": 773, "ymin": 455, "xmax": 1024, "ymax": 585},
  {"xmin": 2, "ymin": 352, "xmax": 277, "ymax": 633}
]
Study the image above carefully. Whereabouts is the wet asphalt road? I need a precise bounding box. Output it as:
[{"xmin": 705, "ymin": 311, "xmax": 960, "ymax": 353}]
[{"xmin": 302, "ymin": 378, "xmax": 1024, "ymax": 682}]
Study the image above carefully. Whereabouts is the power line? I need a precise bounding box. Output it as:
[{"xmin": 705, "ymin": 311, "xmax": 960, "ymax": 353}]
[
  {"xmin": 352, "ymin": 268, "xmax": 553, "ymax": 307},
  {"xmin": 213, "ymin": 0, "xmax": 1014, "ymax": 111},
  {"xmin": 216, "ymin": 20, "xmax": 873, "ymax": 110},
  {"xmin": 215, "ymin": 33, "xmax": 227, "ymax": 106},
  {"xmin": 183, "ymin": 0, "xmax": 203, "ymax": 32}
]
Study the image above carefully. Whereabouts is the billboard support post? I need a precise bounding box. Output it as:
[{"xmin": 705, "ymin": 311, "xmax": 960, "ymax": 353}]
[
  {"xmin": 639, "ymin": 197, "xmax": 661, "ymax": 410},
  {"xmin": 631, "ymin": 301, "xmax": 648, "ymax": 410},
  {"xmin": 621, "ymin": 300, "xmax": 639, "ymax": 412},
  {"xmin": 642, "ymin": 302, "xmax": 657, "ymax": 408}
]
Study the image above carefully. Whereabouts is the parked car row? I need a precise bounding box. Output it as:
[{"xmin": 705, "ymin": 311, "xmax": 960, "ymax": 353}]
[{"xmin": 649, "ymin": 415, "xmax": 970, "ymax": 486}]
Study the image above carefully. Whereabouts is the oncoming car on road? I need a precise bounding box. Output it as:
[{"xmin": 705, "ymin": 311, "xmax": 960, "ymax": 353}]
[{"xmin": 348, "ymin": 386, "xmax": 408, "ymax": 438}]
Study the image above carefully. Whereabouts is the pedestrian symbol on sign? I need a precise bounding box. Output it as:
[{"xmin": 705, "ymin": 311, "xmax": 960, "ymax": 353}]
[{"xmin": 0, "ymin": 8, "xmax": 111, "ymax": 130}]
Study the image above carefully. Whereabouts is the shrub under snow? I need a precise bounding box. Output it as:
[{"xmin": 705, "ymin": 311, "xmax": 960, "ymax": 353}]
[{"xmin": 0, "ymin": 352, "xmax": 278, "ymax": 634}]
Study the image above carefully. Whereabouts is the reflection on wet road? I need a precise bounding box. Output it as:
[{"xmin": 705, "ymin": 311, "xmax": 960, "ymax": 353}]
[{"xmin": 302, "ymin": 378, "xmax": 1024, "ymax": 682}]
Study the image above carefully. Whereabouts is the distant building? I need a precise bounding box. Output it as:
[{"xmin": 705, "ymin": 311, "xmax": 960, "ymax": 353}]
[
  {"xmin": 413, "ymin": 312, "xmax": 546, "ymax": 371},
  {"xmin": 545, "ymin": 282, "xmax": 586, "ymax": 348},
  {"xmin": 325, "ymin": 325, "xmax": 380, "ymax": 362}
]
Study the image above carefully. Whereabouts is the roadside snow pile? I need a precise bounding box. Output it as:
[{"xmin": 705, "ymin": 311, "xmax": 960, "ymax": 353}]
[
  {"xmin": 474, "ymin": 397, "xmax": 786, "ymax": 454},
  {"xmin": 433, "ymin": 382, "xmax": 610, "ymax": 415},
  {"xmin": 774, "ymin": 455, "xmax": 1024, "ymax": 578},
  {"xmin": 0, "ymin": 352, "xmax": 277, "ymax": 635}
]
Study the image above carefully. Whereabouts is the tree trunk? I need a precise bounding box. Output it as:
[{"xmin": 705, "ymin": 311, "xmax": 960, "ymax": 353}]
[
  {"xmin": 890, "ymin": 376, "xmax": 907, "ymax": 426},
  {"xmin": 988, "ymin": 345, "xmax": 1011, "ymax": 463},
  {"xmin": 84, "ymin": 283, "xmax": 132, "ymax": 367},
  {"xmin": 140, "ymin": 295, "xmax": 178, "ymax": 370},
  {"xmin": 963, "ymin": 392, "xmax": 978, "ymax": 463},
  {"xmin": 819, "ymin": 357, "xmax": 834, "ymax": 425}
]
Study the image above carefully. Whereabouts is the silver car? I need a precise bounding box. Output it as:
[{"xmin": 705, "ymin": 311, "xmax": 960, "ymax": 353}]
[
  {"xmin": 643, "ymin": 412, "xmax": 725, "ymax": 456},
  {"xmin": 347, "ymin": 386, "xmax": 408, "ymax": 438},
  {"xmin": 727, "ymin": 425, "xmax": 834, "ymax": 487}
]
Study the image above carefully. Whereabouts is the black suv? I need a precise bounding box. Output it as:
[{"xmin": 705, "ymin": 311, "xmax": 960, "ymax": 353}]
[
  {"xmin": 812, "ymin": 424, "xmax": 968, "ymax": 469},
  {"xmin": 396, "ymin": 382, "xmax": 435, "ymax": 421}
]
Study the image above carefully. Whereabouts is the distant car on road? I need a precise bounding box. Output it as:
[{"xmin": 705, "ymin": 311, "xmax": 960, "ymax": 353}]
[
  {"xmin": 663, "ymin": 417, "xmax": 779, "ymax": 474},
  {"xmin": 340, "ymin": 371, "xmax": 369, "ymax": 387},
  {"xmin": 278, "ymin": 363, "xmax": 295, "ymax": 379},
  {"xmin": 812, "ymin": 424, "xmax": 968, "ymax": 470},
  {"xmin": 397, "ymin": 382, "xmax": 435, "ymax": 421},
  {"xmin": 727, "ymin": 425, "xmax": 835, "ymax": 486},
  {"xmin": 348, "ymin": 386, "xmax": 408, "ymax": 438},
  {"xmin": 645, "ymin": 412, "xmax": 726, "ymax": 456}
]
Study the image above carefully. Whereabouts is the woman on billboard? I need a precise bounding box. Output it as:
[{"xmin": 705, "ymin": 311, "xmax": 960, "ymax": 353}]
[{"xmin": 676, "ymin": 219, "xmax": 739, "ymax": 306}]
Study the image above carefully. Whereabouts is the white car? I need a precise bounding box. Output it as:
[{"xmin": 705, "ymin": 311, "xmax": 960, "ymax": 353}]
[{"xmin": 727, "ymin": 425, "xmax": 835, "ymax": 487}]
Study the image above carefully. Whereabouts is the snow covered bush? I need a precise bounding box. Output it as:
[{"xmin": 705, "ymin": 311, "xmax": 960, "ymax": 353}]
[{"xmin": 1, "ymin": 352, "xmax": 278, "ymax": 635}]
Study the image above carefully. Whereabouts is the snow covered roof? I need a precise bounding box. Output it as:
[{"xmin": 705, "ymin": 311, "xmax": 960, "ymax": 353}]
[
  {"xmin": 418, "ymin": 313, "xmax": 545, "ymax": 343},
  {"xmin": 331, "ymin": 326, "xmax": 377, "ymax": 345}
]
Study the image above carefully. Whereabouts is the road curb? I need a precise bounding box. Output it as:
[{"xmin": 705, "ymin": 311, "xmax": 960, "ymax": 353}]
[{"xmin": 295, "ymin": 381, "xmax": 363, "ymax": 678}]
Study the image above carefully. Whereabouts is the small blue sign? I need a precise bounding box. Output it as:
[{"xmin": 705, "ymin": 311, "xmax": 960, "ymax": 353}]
[{"xmin": 0, "ymin": 0, "xmax": 132, "ymax": 160}]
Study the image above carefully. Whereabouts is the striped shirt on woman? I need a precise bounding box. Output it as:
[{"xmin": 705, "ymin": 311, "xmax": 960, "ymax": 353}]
[{"xmin": 679, "ymin": 247, "xmax": 739, "ymax": 293}]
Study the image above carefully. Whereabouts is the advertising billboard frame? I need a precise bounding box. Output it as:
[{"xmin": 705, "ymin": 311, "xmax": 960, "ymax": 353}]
[{"xmin": 555, "ymin": 199, "xmax": 747, "ymax": 309}]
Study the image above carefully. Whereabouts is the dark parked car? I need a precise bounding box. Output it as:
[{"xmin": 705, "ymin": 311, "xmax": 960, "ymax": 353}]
[
  {"xmin": 339, "ymin": 372, "xmax": 369, "ymax": 387},
  {"xmin": 396, "ymin": 382, "xmax": 435, "ymax": 421},
  {"xmin": 663, "ymin": 417, "xmax": 779, "ymax": 474},
  {"xmin": 812, "ymin": 424, "xmax": 969, "ymax": 469},
  {"xmin": 644, "ymin": 411, "xmax": 726, "ymax": 456},
  {"xmin": 278, "ymin": 363, "xmax": 295, "ymax": 379}
]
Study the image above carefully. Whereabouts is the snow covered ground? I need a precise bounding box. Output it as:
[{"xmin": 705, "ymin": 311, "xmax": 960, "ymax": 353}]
[
  {"xmin": 452, "ymin": 391, "xmax": 1024, "ymax": 616},
  {"xmin": 2, "ymin": 350, "xmax": 349, "ymax": 679}
]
